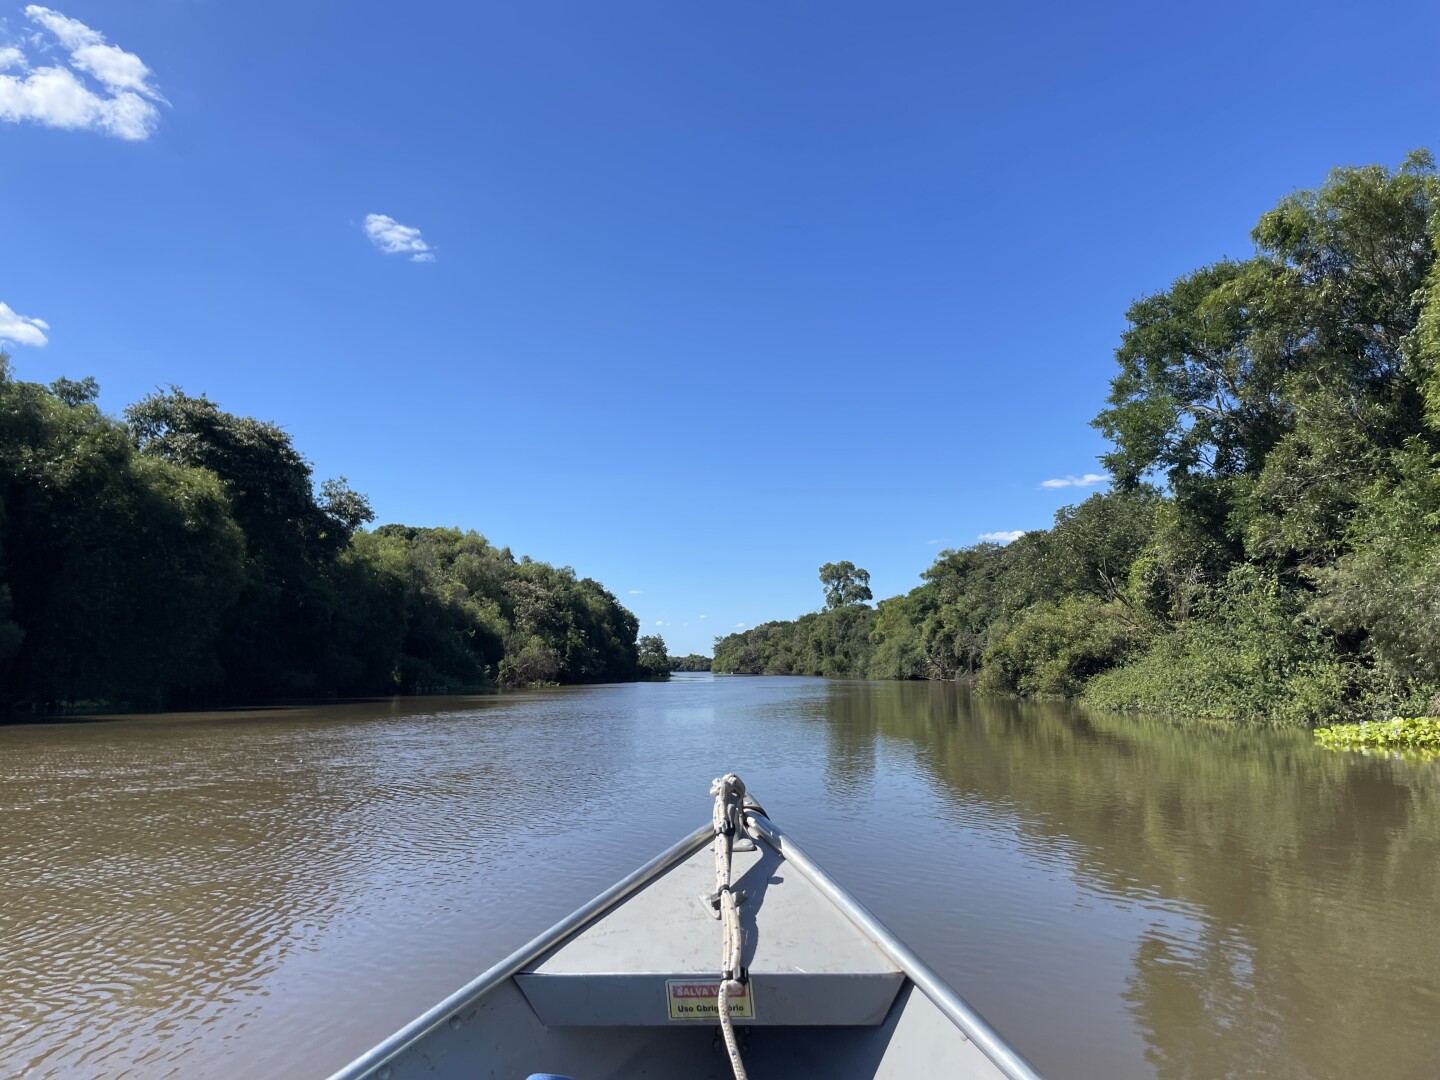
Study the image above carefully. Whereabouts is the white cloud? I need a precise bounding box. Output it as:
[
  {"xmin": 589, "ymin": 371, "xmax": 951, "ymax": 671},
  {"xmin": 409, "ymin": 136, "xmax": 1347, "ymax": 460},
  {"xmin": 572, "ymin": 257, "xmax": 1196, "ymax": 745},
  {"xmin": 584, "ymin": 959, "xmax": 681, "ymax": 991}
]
[
  {"xmin": 978, "ymin": 530, "xmax": 1025, "ymax": 544},
  {"xmin": 926, "ymin": 538, "xmax": 945, "ymax": 545},
  {"xmin": 71, "ymin": 41, "xmax": 158, "ymax": 96},
  {"xmin": 363, "ymin": 213, "xmax": 434, "ymax": 262},
  {"xmin": 698, "ymin": 615, "xmax": 707, "ymax": 620},
  {"xmin": 0, "ymin": 301, "xmax": 50, "ymax": 346},
  {"xmin": 24, "ymin": 6, "xmax": 97, "ymax": 50},
  {"xmin": 734, "ymin": 623, "xmax": 746, "ymax": 629},
  {"xmin": 0, "ymin": 8, "xmax": 163, "ymax": 140},
  {"xmin": 1040, "ymin": 473, "xmax": 1107, "ymax": 489},
  {"xmin": 627, "ymin": 589, "xmax": 643, "ymax": 595},
  {"xmin": 654, "ymin": 620, "xmax": 667, "ymax": 626},
  {"xmin": 27, "ymin": 7, "xmax": 160, "ymax": 96}
]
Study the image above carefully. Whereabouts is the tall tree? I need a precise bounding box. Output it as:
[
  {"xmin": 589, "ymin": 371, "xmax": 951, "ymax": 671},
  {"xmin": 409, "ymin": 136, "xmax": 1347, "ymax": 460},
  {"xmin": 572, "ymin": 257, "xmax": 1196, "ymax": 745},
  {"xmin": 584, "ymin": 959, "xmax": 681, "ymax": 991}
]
[
  {"xmin": 124, "ymin": 388, "xmax": 378, "ymax": 696},
  {"xmin": 0, "ymin": 361, "xmax": 247, "ymax": 708},
  {"xmin": 819, "ymin": 561, "xmax": 873, "ymax": 609},
  {"xmin": 637, "ymin": 634, "xmax": 671, "ymax": 680}
]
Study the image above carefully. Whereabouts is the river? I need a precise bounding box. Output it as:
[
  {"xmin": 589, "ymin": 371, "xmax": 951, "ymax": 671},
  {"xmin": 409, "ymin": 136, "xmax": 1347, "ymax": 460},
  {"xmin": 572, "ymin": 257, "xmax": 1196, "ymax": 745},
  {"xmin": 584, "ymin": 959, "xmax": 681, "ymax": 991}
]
[{"xmin": 1, "ymin": 675, "xmax": 1437, "ymax": 1079}]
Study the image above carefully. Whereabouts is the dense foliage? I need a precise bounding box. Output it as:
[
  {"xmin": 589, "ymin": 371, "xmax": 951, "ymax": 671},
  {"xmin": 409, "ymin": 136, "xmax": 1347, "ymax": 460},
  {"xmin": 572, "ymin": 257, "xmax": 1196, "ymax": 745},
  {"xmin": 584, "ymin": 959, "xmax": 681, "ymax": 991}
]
[
  {"xmin": 717, "ymin": 152, "xmax": 1440, "ymax": 724},
  {"xmin": 0, "ymin": 373, "xmax": 643, "ymax": 711},
  {"xmin": 637, "ymin": 634, "xmax": 672, "ymax": 680},
  {"xmin": 668, "ymin": 654, "xmax": 713, "ymax": 672}
]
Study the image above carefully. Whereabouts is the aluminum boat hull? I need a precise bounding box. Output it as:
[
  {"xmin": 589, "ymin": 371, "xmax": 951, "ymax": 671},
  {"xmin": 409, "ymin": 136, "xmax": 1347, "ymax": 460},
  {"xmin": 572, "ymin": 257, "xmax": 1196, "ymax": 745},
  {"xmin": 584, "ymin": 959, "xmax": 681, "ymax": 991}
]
[{"xmin": 324, "ymin": 810, "xmax": 1043, "ymax": 1080}]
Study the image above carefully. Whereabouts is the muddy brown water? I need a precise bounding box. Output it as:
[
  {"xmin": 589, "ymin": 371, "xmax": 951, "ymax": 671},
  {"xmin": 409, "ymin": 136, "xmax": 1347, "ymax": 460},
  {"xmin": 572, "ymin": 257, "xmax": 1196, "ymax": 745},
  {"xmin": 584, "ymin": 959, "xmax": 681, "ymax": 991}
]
[{"xmin": 2, "ymin": 676, "xmax": 1437, "ymax": 1079}]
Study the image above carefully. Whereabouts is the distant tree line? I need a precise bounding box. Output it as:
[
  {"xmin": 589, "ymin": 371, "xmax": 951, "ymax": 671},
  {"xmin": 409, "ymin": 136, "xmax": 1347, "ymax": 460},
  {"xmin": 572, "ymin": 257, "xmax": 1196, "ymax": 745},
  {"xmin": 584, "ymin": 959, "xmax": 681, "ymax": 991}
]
[
  {"xmin": 0, "ymin": 375, "xmax": 646, "ymax": 712},
  {"xmin": 668, "ymin": 654, "xmax": 713, "ymax": 672},
  {"xmin": 715, "ymin": 152, "xmax": 1440, "ymax": 725},
  {"xmin": 713, "ymin": 561, "xmax": 877, "ymax": 677}
]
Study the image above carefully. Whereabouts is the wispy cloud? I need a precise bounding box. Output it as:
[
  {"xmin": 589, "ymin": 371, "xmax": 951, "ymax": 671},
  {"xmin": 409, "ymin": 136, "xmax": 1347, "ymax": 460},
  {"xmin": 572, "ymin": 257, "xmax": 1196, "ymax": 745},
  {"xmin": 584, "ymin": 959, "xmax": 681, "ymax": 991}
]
[
  {"xmin": 627, "ymin": 589, "xmax": 643, "ymax": 595},
  {"xmin": 734, "ymin": 622, "xmax": 746, "ymax": 629},
  {"xmin": 978, "ymin": 530, "xmax": 1025, "ymax": 544},
  {"xmin": 698, "ymin": 614, "xmax": 708, "ymax": 620},
  {"xmin": 654, "ymin": 620, "xmax": 667, "ymax": 626},
  {"xmin": 363, "ymin": 213, "xmax": 434, "ymax": 262},
  {"xmin": 0, "ymin": 7, "xmax": 164, "ymax": 140},
  {"xmin": 0, "ymin": 301, "xmax": 49, "ymax": 346},
  {"xmin": 926, "ymin": 538, "xmax": 946, "ymax": 546},
  {"xmin": 1040, "ymin": 473, "xmax": 1107, "ymax": 489}
]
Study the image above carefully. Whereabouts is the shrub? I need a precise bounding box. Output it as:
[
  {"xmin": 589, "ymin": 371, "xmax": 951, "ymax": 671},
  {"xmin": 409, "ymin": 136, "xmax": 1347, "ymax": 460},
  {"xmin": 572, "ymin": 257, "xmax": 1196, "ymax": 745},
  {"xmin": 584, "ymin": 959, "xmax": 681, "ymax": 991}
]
[
  {"xmin": 979, "ymin": 596, "xmax": 1143, "ymax": 697},
  {"xmin": 1083, "ymin": 566, "xmax": 1347, "ymax": 725}
]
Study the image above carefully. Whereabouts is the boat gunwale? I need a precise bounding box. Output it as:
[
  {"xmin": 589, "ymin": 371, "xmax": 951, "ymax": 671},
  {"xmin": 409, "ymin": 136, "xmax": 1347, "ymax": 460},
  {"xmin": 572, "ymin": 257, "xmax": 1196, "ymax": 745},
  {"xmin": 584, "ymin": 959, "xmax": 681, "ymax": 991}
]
[
  {"xmin": 321, "ymin": 823, "xmax": 714, "ymax": 1080},
  {"xmin": 745, "ymin": 812, "xmax": 1046, "ymax": 1080}
]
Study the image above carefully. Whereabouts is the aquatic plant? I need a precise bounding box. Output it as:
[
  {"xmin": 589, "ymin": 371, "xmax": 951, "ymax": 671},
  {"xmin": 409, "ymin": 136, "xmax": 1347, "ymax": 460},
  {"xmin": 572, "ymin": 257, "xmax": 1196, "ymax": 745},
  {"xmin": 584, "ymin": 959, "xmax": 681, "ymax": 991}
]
[{"xmin": 1313, "ymin": 717, "xmax": 1440, "ymax": 757}]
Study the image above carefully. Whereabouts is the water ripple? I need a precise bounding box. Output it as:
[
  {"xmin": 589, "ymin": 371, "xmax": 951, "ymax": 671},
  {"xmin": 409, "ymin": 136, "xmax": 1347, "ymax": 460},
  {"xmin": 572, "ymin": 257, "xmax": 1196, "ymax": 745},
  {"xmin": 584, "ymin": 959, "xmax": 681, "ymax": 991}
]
[{"xmin": 2, "ymin": 680, "xmax": 1437, "ymax": 1079}]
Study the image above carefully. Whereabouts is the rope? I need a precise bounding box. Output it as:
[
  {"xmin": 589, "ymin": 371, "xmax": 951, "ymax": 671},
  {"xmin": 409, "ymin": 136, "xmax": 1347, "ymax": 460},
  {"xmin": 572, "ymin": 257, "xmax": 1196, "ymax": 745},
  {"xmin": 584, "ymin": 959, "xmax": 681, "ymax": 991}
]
[{"xmin": 710, "ymin": 773, "xmax": 750, "ymax": 1080}]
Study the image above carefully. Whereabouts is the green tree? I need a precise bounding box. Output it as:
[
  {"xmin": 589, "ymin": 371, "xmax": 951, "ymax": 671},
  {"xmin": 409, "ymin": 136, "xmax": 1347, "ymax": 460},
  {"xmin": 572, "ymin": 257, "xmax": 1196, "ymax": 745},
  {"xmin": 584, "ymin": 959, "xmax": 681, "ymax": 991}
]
[
  {"xmin": 868, "ymin": 591, "xmax": 930, "ymax": 680},
  {"xmin": 1093, "ymin": 259, "xmax": 1273, "ymax": 487},
  {"xmin": 980, "ymin": 596, "xmax": 1140, "ymax": 697},
  {"xmin": 0, "ymin": 360, "xmax": 247, "ymax": 708},
  {"xmin": 1415, "ymin": 199, "xmax": 1440, "ymax": 428},
  {"xmin": 1095, "ymin": 153, "xmax": 1437, "ymax": 498},
  {"xmin": 124, "ymin": 388, "xmax": 377, "ymax": 696},
  {"xmin": 1085, "ymin": 567, "xmax": 1347, "ymax": 725},
  {"xmin": 0, "ymin": 359, "xmax": 649, "ymax": 709},
  {"xmin": 1240, "ymin": 152, "xmax": 1437, "ymax": 570},
  {"xmin": 637, "ymin": 634, "xmax": 671, "ymax": 680},
  {"xmin": 1061, "ymin": 490, "xmax": 1156, "ymax": 595},
  {"xmin": 819, "ymin": 561, "xmax": 873, "ymax": 609},
  {"xmin": 1309, "ymin": 441, "xmax": 1440, "ymax": 708},
  {"xmin": 914, "ymin": 544, "xmax": 1006, "ymax": 679},
  {"xmin": 669, "ymin": 653, "xmax": 712, "ymax": 672}
]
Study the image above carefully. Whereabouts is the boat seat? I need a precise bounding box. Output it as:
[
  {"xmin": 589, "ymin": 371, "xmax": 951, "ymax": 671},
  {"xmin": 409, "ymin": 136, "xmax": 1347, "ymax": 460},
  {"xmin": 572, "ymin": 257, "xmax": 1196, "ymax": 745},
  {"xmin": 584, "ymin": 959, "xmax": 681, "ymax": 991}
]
[{"xmin": 515, "ymin": 844, "xmax": 905, "ymax": 1027}]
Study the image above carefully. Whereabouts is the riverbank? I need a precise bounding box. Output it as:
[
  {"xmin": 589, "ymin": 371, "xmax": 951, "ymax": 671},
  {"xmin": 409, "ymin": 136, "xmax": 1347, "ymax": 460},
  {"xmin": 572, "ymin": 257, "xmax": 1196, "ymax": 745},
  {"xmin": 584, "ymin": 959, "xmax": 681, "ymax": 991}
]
[
  {"xmin": 0, "ymin": 365, "xmax": 652, "ymax": 713},
  {"xmin": 715, "ymin": 153, "xmax": 1440, "ymax": 728}
]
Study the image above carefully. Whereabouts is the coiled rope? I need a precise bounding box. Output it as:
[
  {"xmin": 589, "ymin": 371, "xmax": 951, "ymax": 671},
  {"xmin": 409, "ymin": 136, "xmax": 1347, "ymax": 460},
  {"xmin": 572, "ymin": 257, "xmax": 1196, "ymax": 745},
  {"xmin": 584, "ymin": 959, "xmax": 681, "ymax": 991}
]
[{"xmin": 710, "ymin": 773, "xmax": 751, "ymax": 1080}]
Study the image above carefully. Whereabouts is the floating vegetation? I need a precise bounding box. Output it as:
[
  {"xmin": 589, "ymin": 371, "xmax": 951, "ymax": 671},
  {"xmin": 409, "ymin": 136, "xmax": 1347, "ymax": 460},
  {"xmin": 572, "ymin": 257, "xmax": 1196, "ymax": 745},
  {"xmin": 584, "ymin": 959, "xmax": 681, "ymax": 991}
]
[{"xmin": 1314, "ymin": 717, "xmax": 1440, "ymax": 759}]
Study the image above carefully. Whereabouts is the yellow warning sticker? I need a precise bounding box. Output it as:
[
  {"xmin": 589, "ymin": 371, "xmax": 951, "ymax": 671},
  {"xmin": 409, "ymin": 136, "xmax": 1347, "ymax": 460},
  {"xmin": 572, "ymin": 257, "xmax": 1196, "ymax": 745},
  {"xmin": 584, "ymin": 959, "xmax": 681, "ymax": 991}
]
[{"xmin": 666, "ymin": 979, "xmax": 755, "ymax": 1021}]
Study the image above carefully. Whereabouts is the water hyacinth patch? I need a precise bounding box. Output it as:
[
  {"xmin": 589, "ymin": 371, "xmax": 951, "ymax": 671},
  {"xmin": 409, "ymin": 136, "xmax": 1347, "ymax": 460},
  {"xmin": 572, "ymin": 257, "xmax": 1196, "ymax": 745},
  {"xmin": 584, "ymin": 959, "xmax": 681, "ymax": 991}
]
[{"xmin": 1314, "ymin": 717, "xmax": 1440, "ymax": 758}]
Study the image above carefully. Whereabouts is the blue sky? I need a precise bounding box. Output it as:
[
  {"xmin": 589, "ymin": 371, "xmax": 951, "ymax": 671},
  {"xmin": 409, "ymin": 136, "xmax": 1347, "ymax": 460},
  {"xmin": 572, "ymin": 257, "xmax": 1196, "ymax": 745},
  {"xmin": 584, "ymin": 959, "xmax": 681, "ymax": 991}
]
[{"xmin": 3, "ymin": 1, "xmax": 1437, "ymax": 656}]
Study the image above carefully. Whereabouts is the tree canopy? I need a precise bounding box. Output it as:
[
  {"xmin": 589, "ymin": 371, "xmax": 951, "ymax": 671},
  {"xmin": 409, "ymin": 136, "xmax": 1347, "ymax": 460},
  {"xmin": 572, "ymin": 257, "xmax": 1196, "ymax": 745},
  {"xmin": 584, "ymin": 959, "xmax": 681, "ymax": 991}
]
[
  {"xmin": 819, "ymin": 561, "xmax": 873, "ymax": 609},
  {"xmin": 0, "ymin": 367, "xmax": 645, "ymax": 711}
]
